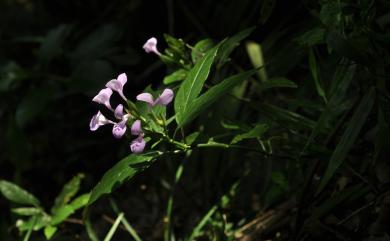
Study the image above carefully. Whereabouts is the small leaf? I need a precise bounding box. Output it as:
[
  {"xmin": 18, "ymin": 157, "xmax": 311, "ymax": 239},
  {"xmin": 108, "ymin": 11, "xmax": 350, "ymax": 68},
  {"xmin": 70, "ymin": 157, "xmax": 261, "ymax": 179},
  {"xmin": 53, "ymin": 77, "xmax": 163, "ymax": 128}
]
[
  {"xmin": 163, "ymin": 69, "xmax": 188, "ymax": 85},
  {"xmin": 218, "ymin": 27, "xmax": 255, "ymax": 66},
  {"xmin": 50, "ymin": 205, "xmax": 74, "ymax": 226},
  {"xmin": 175, "ymin": 45, "xmax": 220, "ymax": 125},
  {"xmin": 51, "ymin": 173, "xmax": 84, "ymax": 213},
  {"xmin": 11, "ymin": 207, "xmax": 42, "ymax": 216},
  {"xmin": 44, "ymin": 225, "xmax": 58, "ymax": 240},
  {"xmin": 231, "ymin": 124, "xmax": 268, "ymax": 144},
  {"xmin": 88, "ymin": 152, "xmax": 159, "ymax": 205},
  {"xmin": 317, "ymin": 88, "xmax": 375, "ymax": 193},
  {"xmin": 69, "ymin": 193, "xmax": 90, "ymax": 210},
  {"xmin": 258, "ymin": 77, "xmax": 297, "ymax": 90},
  {"xmin": 178, "ymin": 70, "xmax": 256, "ymax": 127},
  {"xmin": 309, "ymin": 49, "xmax": 327, "ymax": 103},
  {"xmin": 191, "ymin": 39, "xmax": 214, "ymax": 63},
  {"xmin": 0, "ymin": 180, "xmax": 40, "ymax": 207}
]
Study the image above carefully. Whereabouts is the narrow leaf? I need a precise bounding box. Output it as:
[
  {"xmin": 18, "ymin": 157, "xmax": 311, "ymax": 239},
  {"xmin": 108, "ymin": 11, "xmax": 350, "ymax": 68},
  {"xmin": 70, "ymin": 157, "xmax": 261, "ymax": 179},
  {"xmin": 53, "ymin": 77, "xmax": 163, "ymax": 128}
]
[
  {"xmin": 88, "ymin": 152, "xmax": 159, "ymax": 205},
  {"xmin": 175, "ymin": 45, "xmax": 220, "ymax": 125},
  {"xmin": 231, "ymin": 124, "xmax": 268, "ymax": 144},
  {"xmin": 218, "ymin": 27, "xmax": 255, "ymax": 66},
  {"xmin": 163, "ymin": 69, "xmax": 188, "ymax": 85},
  {"xmin": 0, "ymin": 180, "xmax": 40, "ymax": 207},
  {"xmin": 317, "ymin": 88, "xmax": 375, "ymax": 193},
  {"xmin": 258, "ymin": 77, "xmax": 297, "ymax": 90},
  {"xmin": 309, "ymin": 49, "xmax": 327, "ymax": 103},
  {"xmin": 178, "ymin": 70, "xmax": 256, "ymax": 127},
  {"xmin": 51, "ymin": 173, "xmax": 84, "ymax": 213}
]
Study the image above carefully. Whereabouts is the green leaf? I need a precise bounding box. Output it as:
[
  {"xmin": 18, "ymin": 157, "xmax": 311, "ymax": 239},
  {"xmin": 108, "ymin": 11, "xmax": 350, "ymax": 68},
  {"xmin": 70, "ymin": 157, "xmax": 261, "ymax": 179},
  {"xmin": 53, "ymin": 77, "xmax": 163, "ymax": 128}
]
[
  {"xmin": 44, "ymin": 225, "xmax": 57, "ymax": 240},
  {"xmin": 317, "ymin": 88, "xmax": 375, "ymax": 193},
  {"xmin": 51, "ymin": 173, "xmax": 84, "ymax": 213},
  {"xmin": 69, "ymin": 193, "xmax": 90, "ymax": 210},
  {"xmin": 178, "ymin": 70, "xmax": 256, "ymax": 127},
  {"xmin": 191, "ymin": 39, "xmax": 215, "ymax": 63},
  {"xmin": 258, "ymin": 77, "xmax": 297, "ymax": 90},
  {"xmin": 175, "ymin": 45, "xmax": 220, "ymax": 125},
  {"xmin": 253, "ymin": 103, "xmax": 317, "ymax": 131},
  {"xmin": 295, "ymin": 28, "xmax": 325, "ymax": 46},
  {"xmin": 88, "ymin": 152, "xmax": 159, "ymax": 205},
  {"xmin": 231, "ymin": 124, "xmax": 268, "ymax": 144},
  {"xmin": 309, "ymin": 49, "xmax": 327, "ymax": 103},
  {"xmin": 11, "ymin": 207, "xmax": 42, "ymax": 216},
  {"xmin": 218, "ymin": 27, "xmax": 255, "ymax": 67},
  {"xmin": 16, "ymin": 214, "xmax": 51, "ymax": 231},
  {"xmin": 163, "ymin": 69, "xmax": 188, "ymax": 85},
  {"xmin": 0, "ymin": 180, "xmax": 40, "ymax": 207},
  {"xmin": 246, "ymin": 41, "xmax": 267, "ymax": 81},
  {"xmin": 50, "ymin": 205, "xmax": 74, "ymax": 226}
]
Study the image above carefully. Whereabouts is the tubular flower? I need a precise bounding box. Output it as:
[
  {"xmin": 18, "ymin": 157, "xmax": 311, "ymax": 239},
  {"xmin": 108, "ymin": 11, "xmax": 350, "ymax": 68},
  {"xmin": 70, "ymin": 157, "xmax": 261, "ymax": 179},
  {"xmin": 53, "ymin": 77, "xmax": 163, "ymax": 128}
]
[
  {"xmin": 114, "ymin": 104, "xmax": 124, "ymax": 119},
  {"xmin": 106, "ymin": 73, "xmax": 127, "ymax": 101},
  {"xmin": 131, "ymin": 120, "xmax": 142, "ymax": 136},
  {"xmin": 130, "ymin": 136, "xmax": 146, "ymax": 154},
  {"xmin": 143, "ymin": 37, "xmax": 161, "ymax": 56},
  {"xmin": 112, "ymin": 119, "xmax": 127, "ymax": 139},
  {"xmin": 136, "ymin": 88, "xmax": 174, "ymax": 106},
  {"xmin": 89, "ymin": 111, "xmax": 114, "ymax": 131},
  {"xmin": 92, "ymin": 88, "xmax": 113, "ymax": 110}
]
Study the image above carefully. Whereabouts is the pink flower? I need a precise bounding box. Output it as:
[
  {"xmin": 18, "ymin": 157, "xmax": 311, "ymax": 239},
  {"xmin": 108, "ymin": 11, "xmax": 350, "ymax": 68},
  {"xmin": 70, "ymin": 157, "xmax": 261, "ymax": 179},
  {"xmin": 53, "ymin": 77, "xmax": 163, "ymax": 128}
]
[
  {"xmin": 130, "ymin": 136, "xmax": 146, "ymax": 153},
  {"xmin": 143, "ymin": 37, "xmax": 161, "ymax": 56},
  {"xmin": 106, "ymin": 73, "xmax": 127, "ymax": 101},
  {"xmin": 136, "ymin": 88, "xmax": 174, "ymax": 106},
  {"xmin": 89, "ymin": 111, "xmax": 114, "ymax": 131},
  {"xmin": 92, "ymin": 88, "xmax": 113, "ymax": 110}
]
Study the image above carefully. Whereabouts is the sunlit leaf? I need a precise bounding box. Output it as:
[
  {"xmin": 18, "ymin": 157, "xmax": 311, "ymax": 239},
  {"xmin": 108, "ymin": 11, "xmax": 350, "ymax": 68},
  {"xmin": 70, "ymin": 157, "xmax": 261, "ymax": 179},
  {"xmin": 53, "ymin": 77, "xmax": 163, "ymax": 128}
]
[
  {"xmin": 88, "ymin": 152, "xmax": 160, "ymax": 205},
  {"xmin": 0, "ymin": 180, "xmax": 40, "ymax": 207}
]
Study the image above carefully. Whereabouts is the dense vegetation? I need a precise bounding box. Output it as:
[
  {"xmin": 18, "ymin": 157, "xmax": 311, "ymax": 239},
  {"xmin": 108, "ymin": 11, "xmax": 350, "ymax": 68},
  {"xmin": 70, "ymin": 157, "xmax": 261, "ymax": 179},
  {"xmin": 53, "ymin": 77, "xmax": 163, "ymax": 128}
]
[{"xmin": 1, "ymin": 0, "xmax": 390, "ymax": 240}]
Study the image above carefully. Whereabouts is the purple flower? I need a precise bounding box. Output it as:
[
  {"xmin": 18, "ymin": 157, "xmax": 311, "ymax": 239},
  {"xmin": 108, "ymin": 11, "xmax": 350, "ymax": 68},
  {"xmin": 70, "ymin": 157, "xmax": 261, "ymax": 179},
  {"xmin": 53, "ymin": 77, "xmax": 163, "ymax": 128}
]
[
  {"xmin": 130, "ymin": 136, "xmax": 146, "ymax": 153},
  {"xmin": 154, "ymin": 88, "xmax": 174, "ymax": 106},
  {"xmin": 89, "ymin": 111, "xmax": 114, "ymax": 131},
  {"xmin": 136, "ymin": 88, "xmax": 174, "ymax": 106},
  {"xmin": 92, "ymin": 88, "xmax": 113, "ymax": 110},
  {"xmin": 106, "ymin": 73, "xmax": 127, "ymax": 101},
  {"xmin": 112, "ymin": 119, "xmax": 127, "ymax": 139},
  {"xmin": 143, "ymin": 37, "xmax": 161, "ymax": 56},
  {"xmin": 114, "ymin": 104, "xmax": 124, "ymax": 119},
  {"xmin": 131, "ymin": 120, "xmax": 142, "ymax": 135}
]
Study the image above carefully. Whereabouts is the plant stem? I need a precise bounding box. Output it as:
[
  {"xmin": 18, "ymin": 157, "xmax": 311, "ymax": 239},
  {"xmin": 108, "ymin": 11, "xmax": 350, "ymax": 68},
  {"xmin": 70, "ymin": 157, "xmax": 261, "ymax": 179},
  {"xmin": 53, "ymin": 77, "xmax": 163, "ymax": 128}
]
[{"xmin": 103, "ymin": 213, "xmax": 124, "ymax": 241}]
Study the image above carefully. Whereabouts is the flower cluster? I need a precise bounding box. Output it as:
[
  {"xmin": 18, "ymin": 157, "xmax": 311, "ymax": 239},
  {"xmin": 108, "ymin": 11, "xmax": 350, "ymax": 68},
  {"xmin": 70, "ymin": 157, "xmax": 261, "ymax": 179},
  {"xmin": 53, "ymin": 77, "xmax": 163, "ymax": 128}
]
[{"xmin": 89, "ymin": 37, "xmax": 173, "ymax": 154}]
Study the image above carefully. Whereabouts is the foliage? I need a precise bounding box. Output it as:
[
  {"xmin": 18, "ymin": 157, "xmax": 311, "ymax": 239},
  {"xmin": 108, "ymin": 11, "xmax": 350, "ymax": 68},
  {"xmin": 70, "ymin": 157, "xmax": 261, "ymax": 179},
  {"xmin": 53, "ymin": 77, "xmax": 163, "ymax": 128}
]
[{"xmin": 1, "ymin": 0, "xmax": 390, "ymax": 241}]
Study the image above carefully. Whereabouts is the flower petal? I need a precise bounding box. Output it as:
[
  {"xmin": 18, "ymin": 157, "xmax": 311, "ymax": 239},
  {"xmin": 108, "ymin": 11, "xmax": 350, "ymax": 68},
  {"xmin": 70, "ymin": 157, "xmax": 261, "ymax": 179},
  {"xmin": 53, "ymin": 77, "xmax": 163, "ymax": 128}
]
[
  {"xmin": 117, "ymin": 73, "xmax": 127, "ymax": 85},
  {"xmin": 136, "ymin": 92, "xmax": 154, "ymax": 105},
  {"xmin": 90, "ymin": 111, "xmax": 112, "ymax": 131},
  {"xmin": 154, "ymin": 88, "xmax": 174, "ymax": 106},
  {"xmin": 131, "ymin": 120, "xmax": 142, "ymax": 135},
  {"xmin": 114, "ymin": 104, "xmax": 124, "ymax": 119},
  {"xmin": 92, "ymin": 88, "xmax": 113, "ymax": 110},
  {"xmin": 143, "ymin": 37, "xmax": 161, "ymax": 55},
  {"xmin": 130, "ymin": 136, "xmax": 146, "ymax": 153},
  {"xmin": 112, "ymin": 119, "xmax": 127, "ymax": 139}
]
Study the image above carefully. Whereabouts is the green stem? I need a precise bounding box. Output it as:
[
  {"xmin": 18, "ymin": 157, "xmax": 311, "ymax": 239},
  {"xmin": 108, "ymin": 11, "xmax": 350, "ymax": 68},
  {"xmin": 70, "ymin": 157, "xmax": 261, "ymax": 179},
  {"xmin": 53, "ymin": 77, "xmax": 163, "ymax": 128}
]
[
  {"xmin": 103, "ymin": 213, "xmax": 124, "ymax": 241},
  {"xmin": 109, "ymin": 199, "xmax": 143, "ymax": 241},
  {"xmin": 165, "ymin": 161, "xmax": 185, "ymax": 241},
  {"xmin": 23, "ymin": 215, "xmax": 37, "ymax": 241}
]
